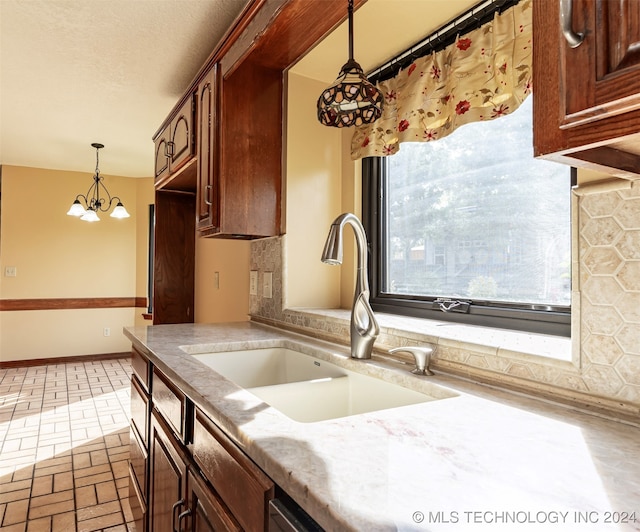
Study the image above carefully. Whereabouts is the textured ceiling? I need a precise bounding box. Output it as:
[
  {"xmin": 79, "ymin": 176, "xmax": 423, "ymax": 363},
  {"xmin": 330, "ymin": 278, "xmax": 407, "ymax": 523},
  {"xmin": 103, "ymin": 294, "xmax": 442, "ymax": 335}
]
[
  {"xmin": 0, "ymin": 0, "xmax": 250, "ymax": 177},
  {"xmin": 0, "ymin": 0, "xmax": 473, "ymax": 178}
]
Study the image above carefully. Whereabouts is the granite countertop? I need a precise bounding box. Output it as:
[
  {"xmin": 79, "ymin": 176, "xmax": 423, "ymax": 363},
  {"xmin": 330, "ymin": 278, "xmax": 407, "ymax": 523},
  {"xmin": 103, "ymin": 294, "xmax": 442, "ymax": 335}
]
[{"xmin": 124, "ymin": 322, "xmax": 640, "ymax": 532}]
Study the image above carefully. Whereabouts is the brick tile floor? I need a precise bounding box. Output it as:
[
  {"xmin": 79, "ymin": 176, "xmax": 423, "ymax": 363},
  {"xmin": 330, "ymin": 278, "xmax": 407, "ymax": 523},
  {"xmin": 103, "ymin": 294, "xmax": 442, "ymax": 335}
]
[{"xmin": 0, "ymin": 358, "xmax": 135, "ymax": 531}]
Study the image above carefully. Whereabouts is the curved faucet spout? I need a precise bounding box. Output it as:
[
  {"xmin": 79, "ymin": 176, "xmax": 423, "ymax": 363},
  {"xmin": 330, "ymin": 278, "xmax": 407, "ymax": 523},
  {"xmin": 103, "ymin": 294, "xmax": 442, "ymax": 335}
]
[{"xmin": 321, "ymin": 213, "xmax": 379, "ymax": 359}]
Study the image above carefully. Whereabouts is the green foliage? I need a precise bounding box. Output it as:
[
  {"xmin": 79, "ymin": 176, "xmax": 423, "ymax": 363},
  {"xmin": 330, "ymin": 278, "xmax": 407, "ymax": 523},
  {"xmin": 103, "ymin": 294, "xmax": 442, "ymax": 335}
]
[{"xmin": 384, "ymin": 96, "xmax": 572, "ymax": 306}]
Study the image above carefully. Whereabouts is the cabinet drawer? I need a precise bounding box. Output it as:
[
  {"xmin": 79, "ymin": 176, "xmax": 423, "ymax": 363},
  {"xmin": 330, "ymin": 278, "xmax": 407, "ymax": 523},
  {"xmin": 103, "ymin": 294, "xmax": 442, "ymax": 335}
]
[
  {"xmin": 128, "ymin": 461, "xmax": 147, "ymax": 532},
  {"xmin": 188, "ymin": 467, "xmax": 241, "ymax": 532},
  {"xmin": 192, "ymin": 408, "xmax": 274, "ymax": 532},
  {"xmin": 130, "ymin": 425, "xmax": 148, "ymax": 503},
  {"xmin": 131, "ymin": 348, "xmax": 150, "ymax": 391},
  {"xmin": 152, "ymin": 367, "xmax": 186, "ymax": 441},
  {"xmin": 130, "ymin": 375, "xmax": 149, "ymax": 447}
]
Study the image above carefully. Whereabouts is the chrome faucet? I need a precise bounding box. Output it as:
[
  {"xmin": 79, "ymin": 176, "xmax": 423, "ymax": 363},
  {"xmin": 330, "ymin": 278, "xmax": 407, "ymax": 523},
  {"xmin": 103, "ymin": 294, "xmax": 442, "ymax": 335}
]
[{"xmin": 321, "ymin": 213, "xmax": 379, "ymax": 359}]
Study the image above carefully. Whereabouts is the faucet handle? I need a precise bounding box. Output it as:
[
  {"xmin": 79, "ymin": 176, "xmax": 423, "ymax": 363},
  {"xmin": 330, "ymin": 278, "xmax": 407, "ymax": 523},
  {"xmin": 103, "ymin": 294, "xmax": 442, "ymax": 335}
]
[{"xmin": 389, "ymin": 346, "xmax": 435, "ymax": 376}]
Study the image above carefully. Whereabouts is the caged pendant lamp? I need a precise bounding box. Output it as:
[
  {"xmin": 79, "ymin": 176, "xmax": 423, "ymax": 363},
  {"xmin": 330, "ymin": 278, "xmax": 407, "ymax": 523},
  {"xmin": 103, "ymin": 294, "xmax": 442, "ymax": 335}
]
[
  {"xmin": 317, "ymin": 0, "xmax": 384, "ymax": 127},
  {"xmin": 66, "ymin": 143, "xmax": 130, "ymax": 222}
]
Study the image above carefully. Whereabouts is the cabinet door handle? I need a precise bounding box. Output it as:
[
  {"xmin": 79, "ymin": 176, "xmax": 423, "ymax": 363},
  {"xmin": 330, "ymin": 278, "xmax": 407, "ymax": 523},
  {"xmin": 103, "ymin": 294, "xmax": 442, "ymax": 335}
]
[
  {"xmin": 560, "ymin": 0, "xmax": 584, "ymax": 48},
  {"xmin": 166, "ymin": 141, "xmax": 175, "ymax": 158},
  {"xmin": 171, "ymin": 498, "xmax": 184, "ymax": 532},
  {"xmin": 205, "ymin": 185, "xmax": 213, "ymax": 206},
  {"xmin": 177, "ymin": 508, "xmax": 192, "ymax": 532}
]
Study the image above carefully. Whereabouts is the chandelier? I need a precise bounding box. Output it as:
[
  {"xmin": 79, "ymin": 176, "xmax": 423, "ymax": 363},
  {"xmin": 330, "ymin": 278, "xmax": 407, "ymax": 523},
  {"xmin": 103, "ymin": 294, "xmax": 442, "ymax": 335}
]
[
  {"xmin": 66, "ymin": 143, "xmax": 130, "ymax": 222},
  {"xmin": 317, "ymin": 0, "xmax": 383, "ymax": 127}
]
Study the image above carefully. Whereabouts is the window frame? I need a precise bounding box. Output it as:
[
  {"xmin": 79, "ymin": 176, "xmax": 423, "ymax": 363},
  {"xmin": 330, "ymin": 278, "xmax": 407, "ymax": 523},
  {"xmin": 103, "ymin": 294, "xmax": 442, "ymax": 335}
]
[{"xmin": 362, "ymin": 157, "xmax": 575, "ymax": 337}]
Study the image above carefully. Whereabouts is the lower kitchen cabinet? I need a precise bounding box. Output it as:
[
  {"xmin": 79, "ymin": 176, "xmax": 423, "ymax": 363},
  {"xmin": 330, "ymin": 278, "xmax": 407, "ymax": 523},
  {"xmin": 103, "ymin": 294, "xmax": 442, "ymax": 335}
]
[
  {"xmin": 134, "ymin": 364, "xmax": 280, "ymax": 531},
  {"xmin": 149, "ymin": 408, "xmax": 188, "ymax": 532},
  {"xmin": 191, "ymin": 407, "xmax": 274, "ymax": 531},
  {"xmin": 187, "ymin": 466, "xmax": 242, "ymax": 531},
  {"xmin": 129, "ymin": 425, "xmax": 148, "ymax": 530},
  {"xmin": 129, "ymin": 349, "xmax": 151, "ymax": 530}
]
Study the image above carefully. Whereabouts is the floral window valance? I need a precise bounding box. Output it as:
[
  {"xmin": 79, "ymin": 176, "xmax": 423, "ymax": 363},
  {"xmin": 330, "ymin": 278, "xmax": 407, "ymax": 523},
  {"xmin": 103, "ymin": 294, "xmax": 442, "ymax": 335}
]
[{"xmin": 351, "ymin": 0, "xmax": 532, "ymax": 160}]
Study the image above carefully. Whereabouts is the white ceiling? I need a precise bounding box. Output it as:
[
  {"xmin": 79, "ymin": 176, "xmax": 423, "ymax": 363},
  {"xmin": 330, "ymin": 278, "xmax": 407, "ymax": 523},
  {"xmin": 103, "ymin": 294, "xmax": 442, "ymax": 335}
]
[
  {"xmin": 1, "ymin": 0, "xmax": 474, "ymax": 178},
  {"xmin": 0, "ymin": 0, "xmax": 251, "ymax": 177}
]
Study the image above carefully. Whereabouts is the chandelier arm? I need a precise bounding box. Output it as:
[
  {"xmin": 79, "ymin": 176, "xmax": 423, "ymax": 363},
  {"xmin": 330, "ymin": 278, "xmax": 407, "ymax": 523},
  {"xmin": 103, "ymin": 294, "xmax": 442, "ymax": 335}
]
[
  {"xmin": 95, "ymin": 177, "xmax": 111, "ymax": 212},
  {"xmin": 106, "ymin": 196, "xmax": 123, "ymax": 209}
]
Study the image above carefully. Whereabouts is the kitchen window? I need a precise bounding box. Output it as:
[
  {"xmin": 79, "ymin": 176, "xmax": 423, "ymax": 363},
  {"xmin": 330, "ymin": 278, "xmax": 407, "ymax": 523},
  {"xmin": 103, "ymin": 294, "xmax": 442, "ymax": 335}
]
[{"xmin": 363, "ymin": 95, "xmax": 574, "ymax": 336}]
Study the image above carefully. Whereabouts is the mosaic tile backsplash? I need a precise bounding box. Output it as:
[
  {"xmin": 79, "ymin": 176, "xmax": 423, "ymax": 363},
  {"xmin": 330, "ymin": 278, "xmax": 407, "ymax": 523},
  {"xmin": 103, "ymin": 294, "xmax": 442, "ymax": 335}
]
[{"xmin": 250, "ymin": 182, "xmax": 640, "ymax": 418}]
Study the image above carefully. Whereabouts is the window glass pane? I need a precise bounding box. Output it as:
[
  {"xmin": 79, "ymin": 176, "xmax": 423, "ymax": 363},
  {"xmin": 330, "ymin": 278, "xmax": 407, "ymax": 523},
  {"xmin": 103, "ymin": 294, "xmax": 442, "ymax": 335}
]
[{"xmin": 384, "ymin": 96, "xmax": 571, "ymax": 307}]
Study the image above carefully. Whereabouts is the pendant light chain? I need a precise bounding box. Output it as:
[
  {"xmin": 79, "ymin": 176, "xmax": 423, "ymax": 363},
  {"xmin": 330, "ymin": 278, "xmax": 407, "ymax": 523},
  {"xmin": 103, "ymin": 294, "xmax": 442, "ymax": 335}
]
[{"xmin": 348, "ymin": 0, "xmax": 354, "ymax": 61}]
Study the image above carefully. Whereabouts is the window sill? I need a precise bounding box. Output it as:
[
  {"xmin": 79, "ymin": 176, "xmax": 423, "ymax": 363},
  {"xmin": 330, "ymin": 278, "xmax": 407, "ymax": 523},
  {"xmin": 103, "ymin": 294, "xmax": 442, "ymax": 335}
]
[{"xmin": 287, "ymin": 307, "xmax": 573, "ymax": 366}]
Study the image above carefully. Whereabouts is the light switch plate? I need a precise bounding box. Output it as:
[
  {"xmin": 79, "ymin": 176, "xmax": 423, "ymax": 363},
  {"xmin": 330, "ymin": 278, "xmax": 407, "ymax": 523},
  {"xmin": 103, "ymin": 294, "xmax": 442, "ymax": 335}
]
[
  {"xmin": 250, "ymin": 271, "xmax": 258, "ymax": 296},
  {"xmin": 263, "ymin": 272, "xmax": 273, "ymax": 299}
]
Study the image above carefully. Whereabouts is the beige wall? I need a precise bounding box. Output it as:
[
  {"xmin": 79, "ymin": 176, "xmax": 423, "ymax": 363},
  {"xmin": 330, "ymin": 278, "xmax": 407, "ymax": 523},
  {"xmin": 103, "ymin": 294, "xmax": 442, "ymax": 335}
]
[
  {"xmin": 0, "ymin": 165, "xmax": 154, "ymax": 361},
  {"xmin": 284, "ymin": 72, "xmax": 344, "ymax": 308}
]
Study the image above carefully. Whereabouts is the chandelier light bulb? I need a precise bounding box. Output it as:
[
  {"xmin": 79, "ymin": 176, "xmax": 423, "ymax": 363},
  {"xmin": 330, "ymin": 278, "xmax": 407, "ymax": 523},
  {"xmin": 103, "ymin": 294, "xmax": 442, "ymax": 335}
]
[
  {"xmin": 66, "ymin": 200, "xmax": 86, "ymax": 217},
  {"xmin": 80, "ymin": 208, "xmax": 100, "ymax": 222},
  {"xmin": 110, "ymin": 202, "xmax": 130, "ymax": 219}
]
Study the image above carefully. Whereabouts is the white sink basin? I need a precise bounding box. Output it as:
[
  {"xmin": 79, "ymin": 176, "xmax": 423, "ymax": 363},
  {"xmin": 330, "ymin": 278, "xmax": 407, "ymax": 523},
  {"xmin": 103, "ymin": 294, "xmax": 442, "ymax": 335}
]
[
  {"xmin": 249, "ymin": 372, "xmax": 448, "ymax": 423},
  {"xmin": 191, "ymin": 347, "xmax": 345, "ymax": 388},
  {"xmin": 189, "ymin": 346, "xmax": 457, "ymax": 423}
]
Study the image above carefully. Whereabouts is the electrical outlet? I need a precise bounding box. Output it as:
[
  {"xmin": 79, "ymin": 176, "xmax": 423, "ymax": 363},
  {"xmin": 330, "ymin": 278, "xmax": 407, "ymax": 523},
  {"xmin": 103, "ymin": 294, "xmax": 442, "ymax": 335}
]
[
  {"xmin": 103, "ymin": 327, "xmax": 111, "ymax": 337},
  {"xmin": 249, "ymin": 271, "xmax": 258, "ymax": 296},
  {"xmin": 4, "ymin": 266, "xmax": 17, "ymax": 277},
  {"xmin": 263, "ymin": 272, "xmax": 273, "ymax": 299}
]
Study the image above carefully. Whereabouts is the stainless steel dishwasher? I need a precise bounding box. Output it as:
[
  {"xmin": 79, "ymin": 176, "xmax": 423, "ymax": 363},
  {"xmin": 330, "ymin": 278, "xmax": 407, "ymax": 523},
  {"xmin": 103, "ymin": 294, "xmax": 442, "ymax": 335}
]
[{"xmin": 268, "ymin": 496, "xmax": 324, "ymax": 531}]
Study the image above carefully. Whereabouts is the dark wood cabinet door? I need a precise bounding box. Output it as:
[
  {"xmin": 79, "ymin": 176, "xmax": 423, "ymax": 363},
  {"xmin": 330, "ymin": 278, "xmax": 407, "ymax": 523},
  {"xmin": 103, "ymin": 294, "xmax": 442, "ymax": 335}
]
[
  {"xmin": 149, "ymin": 409, "xmax": 189, "ymax": 532},
  {"xmin": 533, "ymin": 0, "xmax": 640, "ymax": 177},
  {"xmin": 170, "ymin": 95, "xmax": 196, "ymax": 173},
  {"xmin": 152, "ymin": 190, "xmax": 195, "ymax": 325},
  {"xmin": 219, "ymin": 57, "xmax": 282, "ymax": 237},
  {"xmin": 562, "ymin": 0, "xmax": 640, "ymax": 127},
  {"xmin": 196, "ymin": 64, "xmax": 220, "ymax": 232},
  {"xmin": 187, "ymin": 469, "xmax": 241, "ymax": 532},
  {"xmin": 130, "ymin": 375, "xmax": 150, "ymax": 447},
  {"xmin": 154, "ymin": 125, "xmax": 170, "ymax": 183},
  {"xmin": 192, "ymin": 408, "xmax": 274, "ymax": 532},
  {"xmin": 129, "ymin": 426, "xmax": 148, "ymax": 531}
]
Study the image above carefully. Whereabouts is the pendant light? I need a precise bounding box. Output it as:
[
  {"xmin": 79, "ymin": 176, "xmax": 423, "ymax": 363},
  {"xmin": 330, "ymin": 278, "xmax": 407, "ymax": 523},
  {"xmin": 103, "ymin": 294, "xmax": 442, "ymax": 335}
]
[
  {"xmin": 317, "ymin": 0, "xmax": 384, "ymax": 127},
  {"xmin": 66, "ymin": 143, "xmax": 130, "ymax": 222}
]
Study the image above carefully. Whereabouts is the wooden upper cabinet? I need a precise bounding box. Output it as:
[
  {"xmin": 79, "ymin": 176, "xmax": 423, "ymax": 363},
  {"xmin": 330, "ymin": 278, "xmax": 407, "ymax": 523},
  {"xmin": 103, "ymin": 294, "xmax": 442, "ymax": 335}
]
[
  {"xmin": 533, "ymin": 0, "xmax": 640, "ymax": 177},
  {"xmin": 170, "ymin": 97, "xmax": 196, "ymax": 172},
  {"xmin": 194, "ymin": 56, "xmax": 282, "ymax": 238},
  {"xmin": 196, "ymin": 64, "xmax": 220, "ymax": 232},
  {"xmin": 154, "ymin": 95, "xmax": 197, "ymax": 188},
  {"xmin": 213, "ymin": 57, "xmax": 282, "ymax": 238},
  {"xmin": 562, "ymin": 0, "xmax": 640, "ymax": 127},
  {"xmin": 154, "ymin": 125, "xmax": 171, "ymax": 183}
]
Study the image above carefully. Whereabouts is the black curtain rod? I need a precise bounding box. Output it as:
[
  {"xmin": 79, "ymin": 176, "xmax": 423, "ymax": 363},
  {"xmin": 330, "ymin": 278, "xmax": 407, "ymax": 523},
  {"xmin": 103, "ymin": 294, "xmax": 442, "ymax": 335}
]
[{"xmin": 368, "ymin": 0, "xmax": 521, "ymax": 85}]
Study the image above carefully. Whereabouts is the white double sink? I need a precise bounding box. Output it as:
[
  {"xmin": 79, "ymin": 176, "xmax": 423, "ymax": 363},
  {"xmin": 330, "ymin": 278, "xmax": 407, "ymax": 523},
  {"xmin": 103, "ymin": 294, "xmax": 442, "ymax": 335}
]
[{"xmin": 188, "ymin": 346, "xmax": 457, "ymax": 423}]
